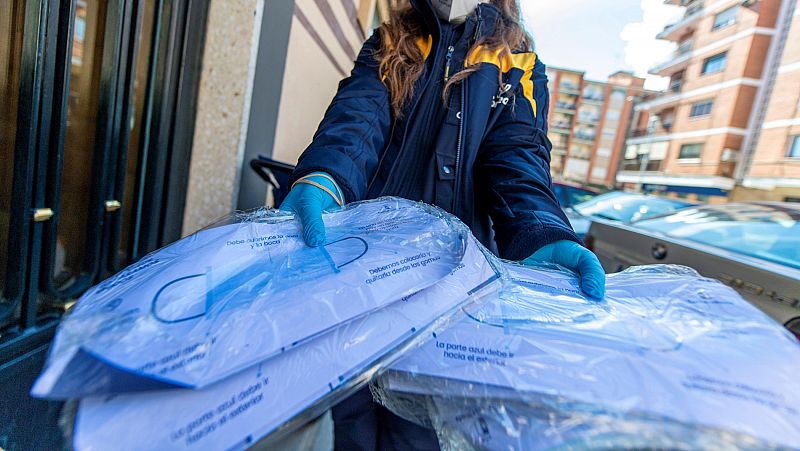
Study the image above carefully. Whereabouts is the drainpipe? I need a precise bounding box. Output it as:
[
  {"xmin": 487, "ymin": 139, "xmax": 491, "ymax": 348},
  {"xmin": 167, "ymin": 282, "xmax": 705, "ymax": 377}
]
[{"xmin": 734, "ymin": 0, "xmax": 798, "ymax": 184}]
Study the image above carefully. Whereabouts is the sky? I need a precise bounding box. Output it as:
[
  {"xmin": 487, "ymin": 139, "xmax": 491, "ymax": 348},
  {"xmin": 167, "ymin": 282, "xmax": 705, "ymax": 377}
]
[{"xmin": 521, "ymin": 0, "xmax": 682, "ymax": 90}]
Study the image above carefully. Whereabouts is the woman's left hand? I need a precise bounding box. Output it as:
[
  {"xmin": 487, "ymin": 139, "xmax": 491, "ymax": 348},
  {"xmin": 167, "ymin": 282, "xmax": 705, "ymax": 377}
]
[{"xmin": 522, "ymin": 240, "xmax": 606, "ymax": 299}]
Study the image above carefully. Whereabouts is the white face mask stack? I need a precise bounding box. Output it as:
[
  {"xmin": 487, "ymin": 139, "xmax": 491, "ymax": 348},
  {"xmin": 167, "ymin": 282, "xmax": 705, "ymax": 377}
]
[{"xmin": 430, "ymin": 0, "xmax": 483, "ymax": 23}]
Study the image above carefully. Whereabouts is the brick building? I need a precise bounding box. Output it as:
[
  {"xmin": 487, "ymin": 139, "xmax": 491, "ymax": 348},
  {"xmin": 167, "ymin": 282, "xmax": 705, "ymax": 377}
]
[
  {"xmin": 735, "ymin": 0, "xmax": 800, "ymax": 201},
  {"xmin": 545, "ymin": 67, "xmax": 648, "ymax": 188},
  {"xmin": 618, "ymin": 0, "xmax": 799, "ymax": 202}
]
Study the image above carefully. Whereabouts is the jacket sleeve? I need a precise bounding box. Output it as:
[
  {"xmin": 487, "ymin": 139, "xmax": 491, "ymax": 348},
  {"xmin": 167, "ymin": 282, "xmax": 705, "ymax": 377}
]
[
  {"xmin": 290, "ymin": 31, "xmax": 391, "ymax": 202},
  {"xmin": 477, "ymin": 57, "xmax": 581, "ymax": 261}
]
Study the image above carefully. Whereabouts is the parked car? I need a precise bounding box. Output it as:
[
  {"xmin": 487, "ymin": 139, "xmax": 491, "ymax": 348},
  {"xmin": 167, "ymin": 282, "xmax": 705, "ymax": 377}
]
[
  {"xmin": 585, "ymin": 202, "xmax": 800, "ymax": 335},
  {"xmin": 552, "ymin": 182, "xmax": 600, "ymax": 208},
  {"xmin": 565, "ymin": 191, "xmax": 694, "ymax": 238}
]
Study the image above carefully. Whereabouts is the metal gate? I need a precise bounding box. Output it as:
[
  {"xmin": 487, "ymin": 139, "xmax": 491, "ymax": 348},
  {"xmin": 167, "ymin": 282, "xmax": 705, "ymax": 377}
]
[{"xmin": 0, "ymin": 0, "xmax": 209, "ymax": 448}]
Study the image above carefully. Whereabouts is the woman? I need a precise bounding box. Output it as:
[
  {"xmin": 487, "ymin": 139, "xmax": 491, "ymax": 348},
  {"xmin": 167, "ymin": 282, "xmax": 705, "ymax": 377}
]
[{"xmin": 281, "ymin": 0, "xmax": 606, "ymax": 448}]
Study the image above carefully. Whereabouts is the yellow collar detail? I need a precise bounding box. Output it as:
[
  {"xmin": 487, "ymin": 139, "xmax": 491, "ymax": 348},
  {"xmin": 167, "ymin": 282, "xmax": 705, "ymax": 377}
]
[{"xmin": 465, "ymin": 46, "xmax": 539, "ymax": 116}]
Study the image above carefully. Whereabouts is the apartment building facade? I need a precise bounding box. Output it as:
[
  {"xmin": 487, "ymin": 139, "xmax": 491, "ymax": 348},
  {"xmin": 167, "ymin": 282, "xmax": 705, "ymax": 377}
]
[
  {"xmin": 735, "ymin": 1, "xmax": 800, "ymax": 201},
  {"xmin": 618, "ymin": 0, "xmax": 798, "ymax": 202},
  {"xmin": 546, "ymin": 67, "xmax": 647, "ymax": 188}
]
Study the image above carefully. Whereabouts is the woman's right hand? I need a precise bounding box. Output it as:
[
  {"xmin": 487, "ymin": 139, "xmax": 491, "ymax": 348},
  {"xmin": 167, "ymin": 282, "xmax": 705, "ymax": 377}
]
[{"xmin": 279, "ymin": 172, "xmax": 344, "ymax": 247}]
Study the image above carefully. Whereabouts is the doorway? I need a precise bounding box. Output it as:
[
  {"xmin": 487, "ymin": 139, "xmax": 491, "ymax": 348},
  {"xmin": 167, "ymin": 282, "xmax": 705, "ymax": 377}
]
[{"xmin": 0, "ymin": 0, "xmax": 209, "ymax": 448}]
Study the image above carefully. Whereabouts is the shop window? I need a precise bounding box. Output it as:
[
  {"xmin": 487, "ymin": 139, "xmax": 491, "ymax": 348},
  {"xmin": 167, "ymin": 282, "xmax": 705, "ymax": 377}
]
[
  {"xmin": 712, "ymin": 6, "xmax": 738, "ymax": 31},
  {"xmin": 787, "ymin": 135, "xmax": 800, "ymax": 158},
  {"xmin": 702, "ymin": 52, "xmax": 727, "ymax": 74},
  {"xmin": 689, "ymin": 100, "xmax": 713, "ymax": 118},
  {"xmin": 679, "ymin": 143, "xmax": 704, "ymax": 159}
]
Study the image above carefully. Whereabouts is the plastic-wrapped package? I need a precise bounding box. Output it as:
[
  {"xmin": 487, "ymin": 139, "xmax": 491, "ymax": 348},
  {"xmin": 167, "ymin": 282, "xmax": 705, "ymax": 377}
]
[
  {"xmin": 375, "ymin": 264, "xmax": 800, "ymax": 450},
  {"xmin": 70, "ymin": 235, "xmax": 500, "ymax": 450},
  {"xmin": 32, "ymin": 198, "xmax": 468, "ymax": 398}
]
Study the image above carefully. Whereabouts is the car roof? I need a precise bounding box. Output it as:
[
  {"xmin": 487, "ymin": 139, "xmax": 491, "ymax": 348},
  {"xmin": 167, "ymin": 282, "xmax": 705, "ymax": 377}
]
[
  {"xmin": 750, "ymin": 201, "xmax": 800, "ymax": 212},
  {"xmin": 680, "ymin": 202, "xmax": 800, "ymax": 218},
  {"xmin": 589, "ymin": 190, "xmax": 695, "ymax": 204},
  {"xmin": 594, "ymin": 219, "xmax": 800, "ymax": 277},
  {"xmin": 553, "ymin": 181, "xmax": 601, "ymax": 193}
]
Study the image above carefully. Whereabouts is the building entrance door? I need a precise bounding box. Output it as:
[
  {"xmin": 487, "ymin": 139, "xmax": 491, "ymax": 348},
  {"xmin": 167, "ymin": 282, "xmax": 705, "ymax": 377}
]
[{"xmin": 0, "ymin": 0, "xmax": 208, "ymax": 448}]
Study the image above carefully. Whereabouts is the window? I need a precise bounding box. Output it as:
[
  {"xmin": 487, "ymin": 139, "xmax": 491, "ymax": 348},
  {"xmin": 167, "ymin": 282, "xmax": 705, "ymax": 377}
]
[
  {"xmin": 669, "ymin": 71, "xmax": 684, "ymax": 92},
  {"xmin": 605, "ymin": 109, "xmax": 621, "ymax": 121},
  {"xmin": 702, "ymin": 52, "xmax": 727, "ymax": 74},
  {"xmin": 690, "ymin": 100, "xmax": 713, "ymax": 117},
  {"xmin": 679, "ymin": 143, "xmax": 704, "ymax": 159},
  {"xmin": 712, "ymin": 6, "xmax": 738, "ymax": 31},
  {"xmin": 788, "ymin": 135, "xmax": 800, "ymax": 158}
]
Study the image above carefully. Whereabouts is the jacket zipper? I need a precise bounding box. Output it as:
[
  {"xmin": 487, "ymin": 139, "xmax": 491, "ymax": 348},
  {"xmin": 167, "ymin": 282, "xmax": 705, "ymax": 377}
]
[
  {"xmin": 444, "ymin": 46, "xmax": 454, "ymax": 81},
  {"xmin": 453, "ymin": 79, "xmax": 466, "ymax": 212},
  {"xmin": 453, "ymin": 7, "xmax": 483, "ymax": 211},
  {"xmin": 452, "ymin": 8, "xmax": 480, "ymax": 211}
]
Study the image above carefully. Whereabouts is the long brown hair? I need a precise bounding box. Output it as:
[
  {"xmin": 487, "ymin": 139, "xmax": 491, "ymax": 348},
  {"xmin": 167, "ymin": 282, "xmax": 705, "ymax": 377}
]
[{"xmin": 376, "ymin": 0, "xmax": 532, "ymax": 117}]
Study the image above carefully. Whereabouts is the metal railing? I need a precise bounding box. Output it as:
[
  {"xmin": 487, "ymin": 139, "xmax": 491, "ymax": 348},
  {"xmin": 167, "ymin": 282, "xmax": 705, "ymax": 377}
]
[
  {"xmin": 658, "ymin": 0, "xmax": 704, "ymax": 37},
  {"xmin": 621, "ymin": 160, "xmax": 663, "ymax": 172}
]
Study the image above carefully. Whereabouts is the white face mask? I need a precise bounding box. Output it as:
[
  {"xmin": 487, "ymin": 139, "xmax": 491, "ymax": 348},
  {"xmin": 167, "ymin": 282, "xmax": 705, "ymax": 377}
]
[{"xmin": 430, "ymin": 0, "xmax": 483, "ymax": 23}]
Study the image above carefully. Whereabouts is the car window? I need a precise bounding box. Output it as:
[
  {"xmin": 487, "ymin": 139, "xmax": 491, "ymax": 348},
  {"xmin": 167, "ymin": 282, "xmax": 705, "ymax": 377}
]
[
  {"xmin": 573, "ymin": 192, "xmax": 689, "ymax": 222},
  {"xmin": 567, "ymin": 188, "xmax": 598, "ymax": 207},
  {"xmin": 636, "ymin": 206, "xmax": 800, "ymax": 270},
  {"xmin": 553, "ymin": 185, "xmax": 598, "ymax": 208}
]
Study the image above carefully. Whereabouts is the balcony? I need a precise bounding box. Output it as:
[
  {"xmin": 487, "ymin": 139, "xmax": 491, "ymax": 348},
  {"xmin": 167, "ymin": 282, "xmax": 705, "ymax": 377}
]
[
  {"xmin": 621, "ymin": 160, "xmax": 664, "ymax": 172},
  {"xmin": 657, "ymin": 0, "xmax": 704, "ymax": 42},
  {"xmin": 554, "ymin": 101, "xmax": 577, "ymax": 113},
  {"xmin": 570, "ymin": 147, "xmax": 593, "ymax": 160},
  {"xmin": 573, "ymin": 133, "xmax": 597, "ymax": 144},
  {"xmin": 549, "ymin": 126, "xmax": 572, "ymax": 135},
  {"xmin": 558, "ymin": 83, "xmax": 581, "ymax": 95},
  {"xmin": 577, "ymin": 114, "xmax": 600, "ymax": 124},
  {"xmin": 581, "ymin": 95, "xmax": 604, "ymax": 105},
  {"xmin": 649, "ymin": 39, "xmax": 694, "ymax": 76}
]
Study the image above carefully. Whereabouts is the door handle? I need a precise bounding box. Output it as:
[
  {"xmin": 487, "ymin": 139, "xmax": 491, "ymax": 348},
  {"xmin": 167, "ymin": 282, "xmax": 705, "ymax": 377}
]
[
  {"xmin": 32, "ymin": 208, "xmax": 54, "ymax": 222},
  {"xmin": 105, "ymin": 200, "xmax": 121, "ymax": 212}
]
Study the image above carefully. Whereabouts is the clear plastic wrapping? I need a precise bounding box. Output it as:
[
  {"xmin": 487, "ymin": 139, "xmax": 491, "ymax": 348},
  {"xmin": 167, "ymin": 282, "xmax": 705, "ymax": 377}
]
[
  {"xmin": 32, "ymin": 197, "xmax": 471, "ymax": 398},
  {"xmin": 32, "ymin": 198, "xmax": 502, "ymax": 450},
  {"xmin": 374, "ymin": 263, "xmax": 800, "ymax": 450},
  {"xmin": 71, "ymin": 236, "xmax": 499, "ymax": 450}
]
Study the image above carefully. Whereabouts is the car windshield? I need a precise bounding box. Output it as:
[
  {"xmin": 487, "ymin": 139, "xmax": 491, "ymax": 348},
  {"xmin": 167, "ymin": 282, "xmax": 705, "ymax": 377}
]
[
  {"xmin": 635, "ymin": 204, "xmax": 800, "ymax": 270},
  {"xmin": 573, "ymin": 192, "xmax": 690, "ymax": 223},
  {"xmin": 553, "ymin": 184, "xmax": 598, "ymax": 208}
]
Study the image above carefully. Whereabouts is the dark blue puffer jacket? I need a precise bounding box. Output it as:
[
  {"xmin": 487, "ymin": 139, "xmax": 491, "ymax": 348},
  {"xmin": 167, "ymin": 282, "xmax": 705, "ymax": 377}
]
[{"xmin": 291, "ymin": 0, "xmax": 579, "ymax": 260}]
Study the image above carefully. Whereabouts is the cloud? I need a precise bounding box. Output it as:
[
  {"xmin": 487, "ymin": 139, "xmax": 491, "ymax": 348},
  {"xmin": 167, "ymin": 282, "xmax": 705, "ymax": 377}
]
[
  {"xmin": 521, "ymin": 0, "xmax": 642, "ymax": 81},
  {"xmin": 520, "ymin": 0, "xmax": 587, "ymax": 17},
  {"xmin": 621, "ymin": 0, "xmax": 682, "ymax": 90}
]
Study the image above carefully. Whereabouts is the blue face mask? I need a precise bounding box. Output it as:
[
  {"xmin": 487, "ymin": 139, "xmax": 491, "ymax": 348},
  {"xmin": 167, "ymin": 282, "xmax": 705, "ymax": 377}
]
[{"xmin": 430, "ymin": 0, "xmax": 482, "ymax": 23}]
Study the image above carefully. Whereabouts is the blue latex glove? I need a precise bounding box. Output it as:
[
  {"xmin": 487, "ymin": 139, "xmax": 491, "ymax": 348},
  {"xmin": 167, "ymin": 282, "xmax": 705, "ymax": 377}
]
[
  {"xmin": 523, "ymin": 240, "xmax": 606, "ymax": 299},
  {"xmin": 279, "ymin": 172, "xmax": 344, "ymax": 247}
]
